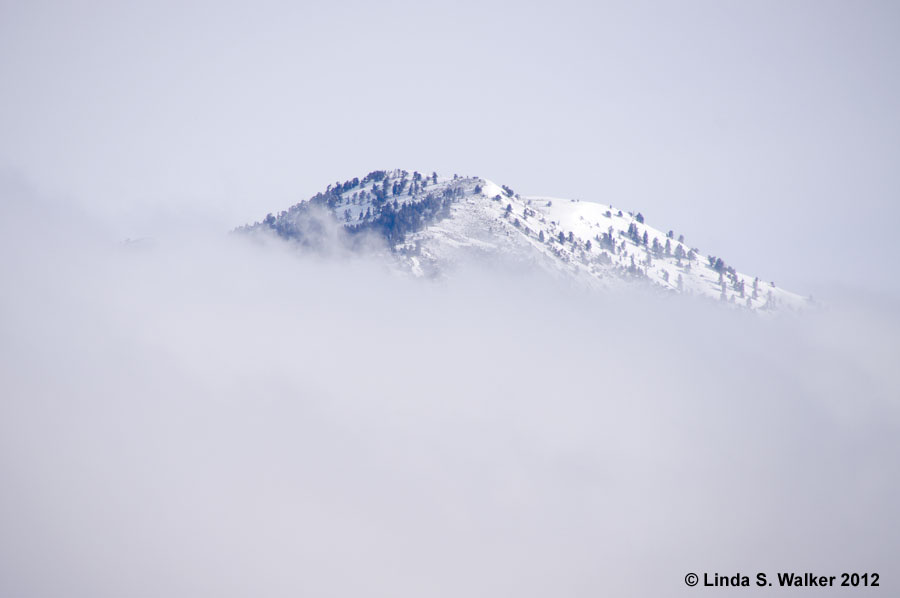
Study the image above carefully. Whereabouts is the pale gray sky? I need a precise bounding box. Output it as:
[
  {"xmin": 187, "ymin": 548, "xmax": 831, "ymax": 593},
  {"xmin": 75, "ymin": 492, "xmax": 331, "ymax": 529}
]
[{"xmin": 1, "ymin": 0, "xmax": 899, "ymax": 295}]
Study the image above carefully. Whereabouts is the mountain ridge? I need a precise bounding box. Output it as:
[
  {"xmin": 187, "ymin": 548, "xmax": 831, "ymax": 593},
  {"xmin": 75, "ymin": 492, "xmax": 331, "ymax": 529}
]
[{"xmin": 240, "ymin": 169, "xmax": 810, "ymax": 312}]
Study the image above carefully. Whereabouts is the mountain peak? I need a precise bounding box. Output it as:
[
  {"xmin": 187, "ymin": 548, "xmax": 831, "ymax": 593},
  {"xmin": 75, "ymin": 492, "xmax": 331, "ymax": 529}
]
[{"xmin": 240, "ymin": 170, "xmax": 809, "ymax": 312}]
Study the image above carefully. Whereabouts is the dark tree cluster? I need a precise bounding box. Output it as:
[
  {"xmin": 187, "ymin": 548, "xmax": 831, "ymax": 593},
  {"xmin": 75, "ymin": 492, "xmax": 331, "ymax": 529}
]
[
  {"xmin": 392, "ymin": 178, "xmax": 410, "ymax": 197},
  {"xmin": 597, "ymin": 231, "xmax": 616, "ymax": 252},
  {"xmin": 626, "ymin": 223, "xmax": 640, "ymax": 244},
  {"xmin": 346, "ymin": 192, "xmax": 453, "ymax": 246},
  {"xmin": 252, "ymin": 202, "xmax": 332, "ymax": 248},
  {"xmin": 708, "ymin": 255, "xmax": 726, "ymax": 273},
  {"xmin": 245, "ymin": 170, "xmax": 461, "ymax": 250},
  {"xmin": 327, "ymin": 177, "xmax": 361, "ymax": 195},
  {"xmin": 442, "ymin": 186, "xmax": 465, "ymax": 200},
  {"xmin": 625, "ymin": 222, "xmax": 650, "ymax": 246},
  {"xmin": 361, "ymin": 170, "xmax": 388, "ymax": 184}
]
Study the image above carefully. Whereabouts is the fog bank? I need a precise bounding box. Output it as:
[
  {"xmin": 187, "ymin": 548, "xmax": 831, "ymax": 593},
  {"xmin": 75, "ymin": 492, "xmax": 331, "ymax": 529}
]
[{"xmin": 1, "ymin": 192, "xmax": 898, "ymax": 596}]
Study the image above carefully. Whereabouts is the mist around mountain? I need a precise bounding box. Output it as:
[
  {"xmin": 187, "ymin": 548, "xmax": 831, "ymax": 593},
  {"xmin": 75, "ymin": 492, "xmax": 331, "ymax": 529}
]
[{"xmin": 1, "ymin": 178, "xmax": 898, "ymax": 597}]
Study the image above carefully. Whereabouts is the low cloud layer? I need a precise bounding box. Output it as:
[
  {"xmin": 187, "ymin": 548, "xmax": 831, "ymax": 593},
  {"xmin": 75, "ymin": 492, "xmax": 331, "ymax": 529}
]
[{"xmin": 1, "ymin": 187, "xmax": 898, "ymax": 597}]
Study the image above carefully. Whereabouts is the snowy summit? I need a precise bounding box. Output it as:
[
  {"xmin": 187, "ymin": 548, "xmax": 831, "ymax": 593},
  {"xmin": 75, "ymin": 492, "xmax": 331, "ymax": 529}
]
[{"xmin": 240, "ymin": 169, "xmax": 809, "ymax": 311}]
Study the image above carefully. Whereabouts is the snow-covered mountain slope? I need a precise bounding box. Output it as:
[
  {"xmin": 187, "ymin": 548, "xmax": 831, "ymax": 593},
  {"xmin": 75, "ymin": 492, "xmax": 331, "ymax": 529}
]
[{"xmin": 240, "ymin": 169, "xmax": 809, "ymax": 311}]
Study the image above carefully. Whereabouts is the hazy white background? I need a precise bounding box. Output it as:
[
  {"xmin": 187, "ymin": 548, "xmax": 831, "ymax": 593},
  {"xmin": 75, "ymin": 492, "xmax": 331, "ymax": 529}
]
[
  {"xmin": 1, "ymin": 1, "xmax": 900, "ymax": 596},
  {"xmin": 2, "ymin": 0, "xmax": 899, "ymax": 295},
  {"xmin": 1, "ymin": 193, "xmax": 899, "ymax": 595}
]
